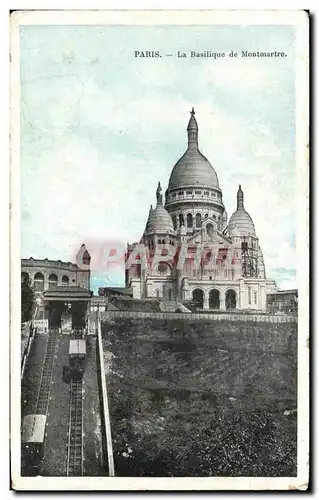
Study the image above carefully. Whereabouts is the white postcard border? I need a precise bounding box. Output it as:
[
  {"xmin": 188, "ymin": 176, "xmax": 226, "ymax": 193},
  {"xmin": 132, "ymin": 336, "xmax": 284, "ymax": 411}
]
[{"xmin": 10, "ymin": 9, "xmax": 309, "ymax": 491}]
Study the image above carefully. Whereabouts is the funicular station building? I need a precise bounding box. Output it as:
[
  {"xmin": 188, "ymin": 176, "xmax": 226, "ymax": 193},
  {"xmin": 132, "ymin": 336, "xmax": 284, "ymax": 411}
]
[{"xmin": 21, "ymin": 244, "xmax": 93, "ymax": 330}]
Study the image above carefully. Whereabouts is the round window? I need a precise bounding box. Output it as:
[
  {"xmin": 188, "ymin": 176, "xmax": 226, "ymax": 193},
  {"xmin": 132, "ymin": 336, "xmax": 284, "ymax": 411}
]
[{"xmin": 158, "ymin": 262, "xmax": 169, "ymax": 274}]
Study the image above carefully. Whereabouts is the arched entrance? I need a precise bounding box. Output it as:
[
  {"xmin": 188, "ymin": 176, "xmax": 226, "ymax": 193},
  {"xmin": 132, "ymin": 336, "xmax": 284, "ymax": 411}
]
[
  {"xmin": 209, "ymin": 289, "xmax": 220, "ymax": 309},
  {"xmin": 34, "ymin": 272, "xmax": 44, "ymax": 292},
  {"xmin": 48, "ymin": 273, "xmax": 58, "ymax": 289},
  {"xmin": 192, "ymin": 288, "xmax": 204, "ymax": 309},
  {"xmin": 226, "ymin": 289, "xmax": 236, "ymax": 310}
]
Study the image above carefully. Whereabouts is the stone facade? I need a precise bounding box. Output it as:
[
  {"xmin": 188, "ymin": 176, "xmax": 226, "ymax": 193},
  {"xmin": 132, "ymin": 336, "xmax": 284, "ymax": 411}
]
[
  {"xmin": 21, "ymin": 244, "xmax": 91, "ymax": 293},
  {"xmin": 126, "ymin": 109, "xmax": 277, "ymax": 311}
]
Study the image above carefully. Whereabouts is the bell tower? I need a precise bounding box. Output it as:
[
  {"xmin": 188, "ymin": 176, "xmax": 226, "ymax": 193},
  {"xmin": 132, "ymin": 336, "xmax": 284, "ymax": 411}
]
[{"xmin": 75, "ymin": 244, "xmax": 91, "ymax": 290}]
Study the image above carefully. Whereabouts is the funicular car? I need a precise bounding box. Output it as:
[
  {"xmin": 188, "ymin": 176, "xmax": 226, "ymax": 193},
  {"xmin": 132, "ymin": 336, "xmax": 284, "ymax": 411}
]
[
  {"xmin": 69, "ymin": 338, "xmax": 86, "ymax": 381},
  {"xmin": 21, "ymin": 414, "xmax": 46, "ymax": 470}
]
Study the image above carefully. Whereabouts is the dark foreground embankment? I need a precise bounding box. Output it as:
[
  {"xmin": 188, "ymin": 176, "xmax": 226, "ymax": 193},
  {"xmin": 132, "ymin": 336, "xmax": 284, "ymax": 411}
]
[{"xmin": 101, "ymin": 316, "xmax": 297, "ymax": 477}]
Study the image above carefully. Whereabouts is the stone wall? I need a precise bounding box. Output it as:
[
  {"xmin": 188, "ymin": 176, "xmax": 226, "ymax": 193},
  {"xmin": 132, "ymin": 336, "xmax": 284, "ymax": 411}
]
[
  {"xmin": 101, "ymin": 315, "xmax": 297, "ymax": 476},
  {"xmin": 102, "ymin": 310, "xmax": 297, "ymax": 323}
]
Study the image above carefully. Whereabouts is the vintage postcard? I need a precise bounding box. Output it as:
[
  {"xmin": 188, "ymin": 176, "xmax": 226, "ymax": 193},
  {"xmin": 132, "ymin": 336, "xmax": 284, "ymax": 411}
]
[{"xmin": 10, "ymin": 10, "xmax": 309, "ymax": 491}]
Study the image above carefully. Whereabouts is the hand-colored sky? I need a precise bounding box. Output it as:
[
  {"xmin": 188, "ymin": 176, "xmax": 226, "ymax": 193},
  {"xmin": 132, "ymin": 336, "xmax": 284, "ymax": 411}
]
[{"xmin": 20, "ymin": 24, "xmax": 296, "ymax": 292}]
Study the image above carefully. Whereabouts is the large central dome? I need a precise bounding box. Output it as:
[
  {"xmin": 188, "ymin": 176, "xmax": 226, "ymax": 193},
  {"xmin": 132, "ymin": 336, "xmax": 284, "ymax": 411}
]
[{"xmin": 168, "ymin": 109, "xmax": 219, "ymax": 190}]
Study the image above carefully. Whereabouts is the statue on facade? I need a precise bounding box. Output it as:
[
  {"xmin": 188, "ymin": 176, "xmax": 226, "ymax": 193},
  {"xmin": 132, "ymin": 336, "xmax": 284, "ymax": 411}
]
[{"xmin": 156, "ymin": 181, "xmax": 163, "ymax": 204}]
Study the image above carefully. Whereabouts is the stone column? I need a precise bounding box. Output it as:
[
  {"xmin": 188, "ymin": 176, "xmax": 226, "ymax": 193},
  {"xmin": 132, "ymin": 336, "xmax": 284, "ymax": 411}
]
[
  {"xmin": 220, "ymin": 293, "xmax": 226, "ymax": 311},
  {"xmin": 239, "ymin": 279, "xmax": 245, "ymax": 309},
  {"xmin": 44, "ymin": 274, "xmax": 49, "ymax": 291},
  {"xmin": 203, "ymin": 292, "xmax": 209, "ymax": 310},
  {"xmin": 260, "ymin": 283, "xmax": 266, "ymax": 311}
]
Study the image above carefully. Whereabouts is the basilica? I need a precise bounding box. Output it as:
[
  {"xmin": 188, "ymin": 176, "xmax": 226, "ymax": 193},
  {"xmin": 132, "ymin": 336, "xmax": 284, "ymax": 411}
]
[{"xmin": 125, "ymin": 109, "xmax": 276, "ymax": 310}]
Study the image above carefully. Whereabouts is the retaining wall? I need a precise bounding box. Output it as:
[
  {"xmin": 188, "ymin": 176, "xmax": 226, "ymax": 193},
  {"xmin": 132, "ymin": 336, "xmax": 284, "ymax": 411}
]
[{"xmin": 102, "ymin": 310, "xmax": 297, "ymax": 323}]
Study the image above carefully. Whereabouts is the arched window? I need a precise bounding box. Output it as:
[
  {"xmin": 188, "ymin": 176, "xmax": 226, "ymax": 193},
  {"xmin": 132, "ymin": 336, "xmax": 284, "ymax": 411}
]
[
  {"xmin": 48, "ymin": 273, "xmax": 58, "ymax": 289},
  {"xmin": 206, "ymin": 223, "xmax": 214, "ymax": 238},
  {"xmin": 168, "ymin": 290, "xmax": 172, "ymax": 300},
  {"xmin": 205, "ymin": 213, "xmax": 208, "ymax": 219},
  {"xmin": 156, "ymin": 290, "xmax": 160, "ymax": 298},
  {"xmin": 179, "ymin": 214, "xmax": 184, "ymax": 227},
  {"xmin": 186, "ymin": 213, "xmax": 193, "ymax": 228},
  {"xmin": 34, "ymin": 272, "xmax": 44, "ymax": 292},
  {"xmin": 213, "ymin": 215, "xmax": 216, "ymax": 220},
  {"xmin": 196, "ymin": 213, "xmax": 202, "ymax": 228},
  {"xmin": 62, "ymin": 275, "xmax": 69, "ymax": 286}
]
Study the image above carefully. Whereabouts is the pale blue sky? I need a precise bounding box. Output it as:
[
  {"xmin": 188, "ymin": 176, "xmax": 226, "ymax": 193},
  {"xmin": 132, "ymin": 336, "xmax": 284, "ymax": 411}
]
[{"xmin": 20, "ymin": 24, "xmax": 296, "ymax": 292}]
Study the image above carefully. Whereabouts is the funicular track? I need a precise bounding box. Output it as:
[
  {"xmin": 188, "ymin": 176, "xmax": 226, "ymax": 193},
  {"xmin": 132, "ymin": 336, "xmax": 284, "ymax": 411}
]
[
  {"xmin": 35, "ymin": 328, "xmax": 59, "ymax": 415},
  {"xmin": 66, "ymin": 328, "xmax": 85, "ymax": 476},
  {"xmin": 66, "ymin": 379, "xmax": 84, "ymax": 476}
]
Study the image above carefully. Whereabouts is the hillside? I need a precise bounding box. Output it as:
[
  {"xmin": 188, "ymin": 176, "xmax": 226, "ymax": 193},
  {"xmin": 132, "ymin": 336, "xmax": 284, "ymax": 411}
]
[{"xmin": 101, "ymin": 316, "xmax": 297, "ymax": 477}]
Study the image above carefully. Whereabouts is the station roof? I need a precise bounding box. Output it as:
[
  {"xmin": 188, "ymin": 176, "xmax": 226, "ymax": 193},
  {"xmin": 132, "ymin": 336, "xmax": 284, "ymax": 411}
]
[
  {"xmin": 22, "ymin": 414, "xmax": 46, "ymax": 443},
  {"xmin": 98, "ymin": 287, "xmax": 133, "ymax": 296},
  {"xmin": 69, "ymin": 339, "xmax": 86, "ymax": 355},
  {"xmin": 43, "ymin": 286, "xmax": 93, "ymax": 302}
]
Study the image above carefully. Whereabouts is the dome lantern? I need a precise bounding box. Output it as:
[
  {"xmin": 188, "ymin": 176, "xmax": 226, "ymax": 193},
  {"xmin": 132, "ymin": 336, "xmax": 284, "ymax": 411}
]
[{"xmin": 187, "ymin": 107, "xmax": 198, "ymax": 149}]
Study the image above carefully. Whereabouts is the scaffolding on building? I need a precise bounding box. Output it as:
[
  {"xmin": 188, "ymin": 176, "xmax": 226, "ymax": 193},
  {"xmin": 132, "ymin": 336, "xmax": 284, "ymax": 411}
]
[{"xmin": 241, "ymin": 236, "xmax": 259, "ymax": 278}]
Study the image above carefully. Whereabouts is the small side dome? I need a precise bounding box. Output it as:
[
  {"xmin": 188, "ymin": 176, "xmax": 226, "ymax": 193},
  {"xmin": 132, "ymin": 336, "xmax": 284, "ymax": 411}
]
[
  {"xmin": 229, "ymin": 225, "xmax": 241, "ymax": 238},
  {"xmin": 145, "ymin": 183, "xmax": 174, "ymax": 234},
  {"xmin": 228, "ymin": 185, "xmax": 256, "ymax": 237},
  {"xmin": 146, "ymin": 205, "xmax": 174, "ymax": 233}
]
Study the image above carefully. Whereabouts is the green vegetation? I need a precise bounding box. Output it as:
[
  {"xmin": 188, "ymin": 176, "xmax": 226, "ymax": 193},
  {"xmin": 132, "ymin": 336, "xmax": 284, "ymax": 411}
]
[
  {"xmin": 21, "ymin": 274, "xmax": 34, "ymax": 323},
  {"xmin": 103, "ymin": 318, "xmax": 297, "ymax": 476}
]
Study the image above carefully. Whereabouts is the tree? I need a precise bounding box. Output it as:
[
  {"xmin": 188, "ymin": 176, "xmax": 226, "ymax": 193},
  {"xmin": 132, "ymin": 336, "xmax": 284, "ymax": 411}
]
[{"xmin": 21, "ymin": 275, "xmax": 34, "ymax": 323}]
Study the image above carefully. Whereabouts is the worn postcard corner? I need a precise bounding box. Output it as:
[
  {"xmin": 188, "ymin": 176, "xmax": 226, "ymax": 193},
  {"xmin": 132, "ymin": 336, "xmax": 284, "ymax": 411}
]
[{"xmin": 10, "ymin": 9, "xmax": 309, "ymax": 492}]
